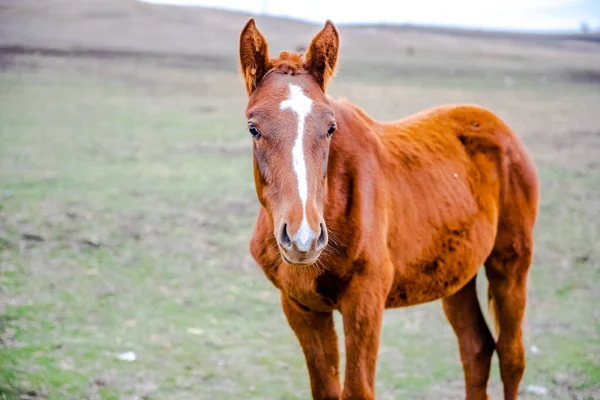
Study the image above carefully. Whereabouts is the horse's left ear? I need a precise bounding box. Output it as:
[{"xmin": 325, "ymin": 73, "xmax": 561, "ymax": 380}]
[{"xmin": 304, "ymin": 20, "xmax": 339, "ymax": 91}]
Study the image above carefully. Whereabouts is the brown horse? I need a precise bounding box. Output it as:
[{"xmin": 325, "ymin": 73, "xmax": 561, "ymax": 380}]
[{"xmin": 239, "ymin": 18, "xmax": 539, "ymax": 400}]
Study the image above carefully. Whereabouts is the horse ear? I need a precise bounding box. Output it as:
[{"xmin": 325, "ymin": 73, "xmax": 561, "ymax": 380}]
[
  {"xmin": 304, "ymin": 20, "xmax": 339, "ymax": 91},
  {"xmin": 239, "ymin": 18, "xmax": 271, "ymax": 96}
]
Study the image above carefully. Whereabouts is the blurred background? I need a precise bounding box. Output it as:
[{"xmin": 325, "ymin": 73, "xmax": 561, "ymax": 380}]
[{"xmin": 0, "ymin": 0, "xmax": 599, "ymax": 399}]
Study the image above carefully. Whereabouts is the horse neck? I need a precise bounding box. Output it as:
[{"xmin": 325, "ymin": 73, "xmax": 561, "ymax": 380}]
[{"xmin": 324, "ymin": 98, "xmax": 385, "ymax": 224}]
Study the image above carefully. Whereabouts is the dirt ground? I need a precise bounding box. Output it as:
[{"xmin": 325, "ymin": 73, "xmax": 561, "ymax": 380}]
[{"xmin": 1, "ymin": 1, "xmax": 599, "ymax": 399}]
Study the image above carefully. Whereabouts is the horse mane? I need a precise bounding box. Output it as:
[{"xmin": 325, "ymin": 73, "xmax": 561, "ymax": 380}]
[{"xmin": 268, "ymin": 51, "xmax": 309, "ymax": 76}]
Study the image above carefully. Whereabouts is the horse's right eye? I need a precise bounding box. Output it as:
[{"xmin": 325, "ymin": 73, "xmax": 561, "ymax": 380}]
[{"xmin": 248, "ymin": 123, "xmax": 261, "ymax": 138}]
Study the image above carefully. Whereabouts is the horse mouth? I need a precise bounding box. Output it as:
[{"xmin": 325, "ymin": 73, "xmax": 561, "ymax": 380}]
[{"xmin": 280, "ymin": 249, "xmax": 320, "ymax": 266}]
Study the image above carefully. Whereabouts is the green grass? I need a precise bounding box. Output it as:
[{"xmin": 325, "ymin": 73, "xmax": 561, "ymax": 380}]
[{"xmin": 1, "ymin": 51, "xmax": 600, "ymax": 400}]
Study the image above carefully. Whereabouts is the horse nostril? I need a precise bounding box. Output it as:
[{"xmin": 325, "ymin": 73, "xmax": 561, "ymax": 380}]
[
  {"xmin": 317, "ymin": 222, "xmax": 327, "ymax": 247},
  {"xmin": 280, "ymin": 223, "xmax": 292, "ymax": 249}
]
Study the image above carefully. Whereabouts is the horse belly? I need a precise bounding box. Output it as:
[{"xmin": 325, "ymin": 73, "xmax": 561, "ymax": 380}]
[{"xmin": 385, "ymin": 213, "xmax": 496, "ymax": 308}]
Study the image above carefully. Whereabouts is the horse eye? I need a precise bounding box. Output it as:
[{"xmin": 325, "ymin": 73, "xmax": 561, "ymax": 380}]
[
  {"xmin": 248, "ymin": 123, "xmax": 261, "ymax": 138},
  {"xmin": 327, "ymin": 122, "xmax": 336, "ymax": 137}
]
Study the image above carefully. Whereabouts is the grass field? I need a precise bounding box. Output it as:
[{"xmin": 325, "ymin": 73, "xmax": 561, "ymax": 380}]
[{"xmin": 1, "ymin": 1, "xmax": 600, "ymax": 399}]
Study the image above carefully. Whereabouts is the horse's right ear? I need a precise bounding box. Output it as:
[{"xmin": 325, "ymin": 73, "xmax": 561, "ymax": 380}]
[{"xmin": 239, "ymin": 18, "xmax": 271, "ymax": 96}]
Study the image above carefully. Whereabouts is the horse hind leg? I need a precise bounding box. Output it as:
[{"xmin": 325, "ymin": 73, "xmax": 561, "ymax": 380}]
[
  {"xmin": 484, "ymin": 228, "xmax": 534, "ymax": 400},
  {"xmin": 481, "ymin": 118, "xmax": 538, "ymax": 399},
  {"xmin": 442, "ymin": 275, "xmax": 496, "ymax": 400}
]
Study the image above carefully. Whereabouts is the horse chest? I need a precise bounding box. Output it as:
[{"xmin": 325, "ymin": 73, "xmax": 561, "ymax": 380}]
[{"xmin": 282, "ymin": 270, "xmax": 349, "ymax": 313}]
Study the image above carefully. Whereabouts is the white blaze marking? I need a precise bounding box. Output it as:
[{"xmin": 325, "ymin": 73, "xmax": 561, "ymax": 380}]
[{"xmin": 279, "ymin": 83, "xmax": 313, "ymax": 249}]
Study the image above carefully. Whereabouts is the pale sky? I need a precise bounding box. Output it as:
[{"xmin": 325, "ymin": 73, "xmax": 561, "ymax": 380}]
[{"xmin": 139, "ymin": 0, "xmax": 599, "ymax": 32}]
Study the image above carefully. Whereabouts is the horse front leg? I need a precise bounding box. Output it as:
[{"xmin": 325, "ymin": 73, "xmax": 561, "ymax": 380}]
[
  {"xmin": 339, "ymin": 277, "xmax": 386, "ymax": 400},
  {"xmin": 281, "ymin": 293, "xmax": 342, "ymax": 400}
]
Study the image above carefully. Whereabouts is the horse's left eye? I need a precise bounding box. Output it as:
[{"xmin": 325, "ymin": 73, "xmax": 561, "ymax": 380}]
[{"xmin": 327, "ymin": 122, "xmax": 336, "ymax": 137}]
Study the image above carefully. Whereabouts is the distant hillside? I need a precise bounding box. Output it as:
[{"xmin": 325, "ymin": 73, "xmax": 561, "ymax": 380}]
[{"xmin": 1, "ymin": 0, "xmax": 599, "ymax": 79}]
